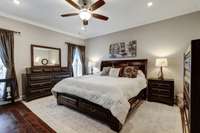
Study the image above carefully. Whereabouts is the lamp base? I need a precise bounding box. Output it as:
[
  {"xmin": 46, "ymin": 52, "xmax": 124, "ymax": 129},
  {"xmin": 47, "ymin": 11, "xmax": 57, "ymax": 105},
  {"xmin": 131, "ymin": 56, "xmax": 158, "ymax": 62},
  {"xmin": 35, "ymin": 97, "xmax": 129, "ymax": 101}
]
[
  {"xmin": 158, "ymin": 66, "xmax": 164, "ymax": 80},
  {"xmin": 158, "ymin": 75, "xmax": 164, "ymax": 80},
  {"xmin": 91, "ymin": 67, "xmax": 93, "ymax": 75}
]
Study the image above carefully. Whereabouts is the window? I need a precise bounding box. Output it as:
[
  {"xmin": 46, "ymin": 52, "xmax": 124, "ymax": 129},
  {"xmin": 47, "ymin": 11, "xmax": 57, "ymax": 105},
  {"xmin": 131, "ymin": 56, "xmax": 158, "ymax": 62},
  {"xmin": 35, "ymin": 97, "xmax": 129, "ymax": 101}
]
[
  {"xmin": 72, "ymin": 48, "xmax": 82, "ymax": 77},
  {"xmin": 0, "ymin": 58, "xmax": 7, "ymax": 98}
]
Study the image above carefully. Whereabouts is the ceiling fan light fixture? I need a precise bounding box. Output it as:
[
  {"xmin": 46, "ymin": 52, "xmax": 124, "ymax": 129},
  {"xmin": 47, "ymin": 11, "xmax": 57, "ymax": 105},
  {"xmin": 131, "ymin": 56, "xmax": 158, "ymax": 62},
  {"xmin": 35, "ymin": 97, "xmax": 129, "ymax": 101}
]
[
  {"xmin": 79, "ymin": 9, "xmax": 91, "ymax": 20},
  {"xmin": 13, "ymin": 0, "xmax": 20, "ymax": 5}
]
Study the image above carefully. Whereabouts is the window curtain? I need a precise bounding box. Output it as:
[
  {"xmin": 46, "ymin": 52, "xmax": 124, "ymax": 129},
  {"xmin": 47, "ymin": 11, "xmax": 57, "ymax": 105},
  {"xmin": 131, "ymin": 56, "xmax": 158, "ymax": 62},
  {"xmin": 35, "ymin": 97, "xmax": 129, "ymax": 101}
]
[
  {"xmin": 0, "ymin": 30, "xmax": 19, "ymax": 100},
  {"xmin": 78, "ymin": 46, "xmax": 86, "ymax": 75},
  {"xmin": 67, "ymin": 43, "xmax": 85, "ymax": 76}
]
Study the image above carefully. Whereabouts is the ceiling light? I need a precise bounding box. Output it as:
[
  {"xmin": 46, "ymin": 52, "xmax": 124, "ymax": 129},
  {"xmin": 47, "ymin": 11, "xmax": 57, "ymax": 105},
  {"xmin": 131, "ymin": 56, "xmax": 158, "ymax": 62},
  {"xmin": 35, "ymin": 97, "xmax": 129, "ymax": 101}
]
[
  {"xmin": 79, "ymin": 9, "xmax": 91, "ymax": 21},
  {"xmin": 13, "ymin": 0, "xmax": 20, "ymax": 5},
  {"xmin": 147, "ymin": 2, "xmax": 153, "ymax": 7}
]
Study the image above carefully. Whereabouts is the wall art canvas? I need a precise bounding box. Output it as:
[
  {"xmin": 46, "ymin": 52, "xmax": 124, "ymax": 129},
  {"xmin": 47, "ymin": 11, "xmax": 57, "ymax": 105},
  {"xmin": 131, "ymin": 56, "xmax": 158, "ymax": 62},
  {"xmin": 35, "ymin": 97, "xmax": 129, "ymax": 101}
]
[{"xmin": 109, "ymin": 40, "xmax": 137, "ymax": 58}]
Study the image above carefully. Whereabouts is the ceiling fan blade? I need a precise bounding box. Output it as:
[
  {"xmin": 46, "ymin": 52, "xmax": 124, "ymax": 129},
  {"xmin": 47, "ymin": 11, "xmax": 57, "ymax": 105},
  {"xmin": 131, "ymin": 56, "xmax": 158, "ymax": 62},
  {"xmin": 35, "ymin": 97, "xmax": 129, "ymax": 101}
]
[
  {"xmin": 92, "ymin": 13, "xmax": 109, "ymax": 21},
  {"xmin": 61, "ymin": 13, "xmax": 79, "ymax": 17},
  {"xmin": 89, "ymin": 0, "xmax": 105, "ymax": 11},
  {"xmin": 83, "ymin": 20, "xmax": 88, "ymax": 25},
  {"xmin": 65, "ymin": 0, "xmax": 81, "ymax": 10}
]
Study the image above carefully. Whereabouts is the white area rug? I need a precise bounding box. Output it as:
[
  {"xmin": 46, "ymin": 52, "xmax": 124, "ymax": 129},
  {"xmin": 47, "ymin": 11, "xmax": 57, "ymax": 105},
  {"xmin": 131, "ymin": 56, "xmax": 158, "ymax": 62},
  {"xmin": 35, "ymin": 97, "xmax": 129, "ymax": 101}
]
[{"xmin": 23, "ymin": 96, "xmax": 182, "ymax": 133}]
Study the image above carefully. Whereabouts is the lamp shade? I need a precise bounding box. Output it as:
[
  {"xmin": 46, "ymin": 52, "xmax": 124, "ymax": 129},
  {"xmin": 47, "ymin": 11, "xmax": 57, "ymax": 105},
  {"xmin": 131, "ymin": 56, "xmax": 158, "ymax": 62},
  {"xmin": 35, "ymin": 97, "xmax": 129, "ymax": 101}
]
[
  {"xmin": 88, "ymin": 60, "xmax": 95, "ymax": 67},
  {"xmin": 155, "ymin": 58, "xmax": 168, "ymax": 67}
]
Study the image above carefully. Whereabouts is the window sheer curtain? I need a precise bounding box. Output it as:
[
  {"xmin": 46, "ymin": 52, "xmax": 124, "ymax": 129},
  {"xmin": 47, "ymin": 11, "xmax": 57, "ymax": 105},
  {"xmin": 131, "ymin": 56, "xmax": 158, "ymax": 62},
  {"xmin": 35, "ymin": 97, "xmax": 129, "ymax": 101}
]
[
  {"xmin": 72, "ymin": 48, "xmax": 82, "ymax": 77},
  {"xmin": 0, "ymin": 30, "xmax": 19, "ymax": 100},
  {"xmin": 67, "ymin": 43, "xmax": 85, "ymax": 77}
]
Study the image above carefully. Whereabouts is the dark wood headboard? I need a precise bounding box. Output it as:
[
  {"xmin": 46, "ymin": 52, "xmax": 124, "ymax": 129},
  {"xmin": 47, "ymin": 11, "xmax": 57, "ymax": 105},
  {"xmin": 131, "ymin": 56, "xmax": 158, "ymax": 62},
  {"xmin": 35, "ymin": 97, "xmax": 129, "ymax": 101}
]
[{"xmin": 100, "ymin": 59, "xmax": 148, "ymax": 77}]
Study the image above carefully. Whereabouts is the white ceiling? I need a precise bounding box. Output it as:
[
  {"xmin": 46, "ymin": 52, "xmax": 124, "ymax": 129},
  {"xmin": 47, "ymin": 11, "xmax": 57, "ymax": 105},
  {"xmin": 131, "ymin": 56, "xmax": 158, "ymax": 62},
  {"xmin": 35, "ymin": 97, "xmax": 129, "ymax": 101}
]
[{"xmin": 0, "ymin": 0, "xmax": 200, "ymax": 39}]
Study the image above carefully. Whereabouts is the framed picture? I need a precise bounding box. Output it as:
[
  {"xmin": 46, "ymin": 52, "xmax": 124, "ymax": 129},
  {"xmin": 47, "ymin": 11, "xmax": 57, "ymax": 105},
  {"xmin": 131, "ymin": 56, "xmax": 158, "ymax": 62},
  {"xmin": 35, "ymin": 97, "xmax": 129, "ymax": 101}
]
[{"xmin": 109, "ymin": 40, "xmax": 137, "ymax": 58}]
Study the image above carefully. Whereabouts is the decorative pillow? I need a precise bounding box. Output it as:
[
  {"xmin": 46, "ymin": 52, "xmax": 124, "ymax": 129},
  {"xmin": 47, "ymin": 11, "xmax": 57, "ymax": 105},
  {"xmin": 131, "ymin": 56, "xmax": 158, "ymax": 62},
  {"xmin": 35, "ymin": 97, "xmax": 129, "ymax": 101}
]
[
  {"xmin": 115, "ymin": 64, "xmax": 128, "ymax": 77},
  {"xmin": 122, "ymin": 66, "xmax": 138, "ymax": 78},
  {"xmin": 109, "ymin": 68, "xmax": 121, "ymax": 77},
  {"xmin": 137, "ymin": 70, "xmax": 145, "ymax": 78},
  {"xmin": 100, "ymin": 67, "xmax": 111, "ymax": 76}
]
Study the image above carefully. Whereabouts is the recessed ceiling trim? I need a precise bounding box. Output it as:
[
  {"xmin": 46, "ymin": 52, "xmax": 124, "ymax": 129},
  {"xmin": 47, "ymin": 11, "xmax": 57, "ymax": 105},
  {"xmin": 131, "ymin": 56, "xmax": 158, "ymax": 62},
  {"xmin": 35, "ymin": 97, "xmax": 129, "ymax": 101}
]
[{"xmin": 0, "ymin": 11, "xmax": 84, "ymax": 39}]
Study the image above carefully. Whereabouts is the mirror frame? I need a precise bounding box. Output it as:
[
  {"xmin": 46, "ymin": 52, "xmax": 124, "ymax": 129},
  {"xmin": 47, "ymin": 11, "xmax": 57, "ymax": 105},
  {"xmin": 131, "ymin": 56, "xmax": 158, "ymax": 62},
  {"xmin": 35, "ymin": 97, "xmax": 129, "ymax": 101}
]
[{"xmin": 31, "ymin": 44, "xmax": 61, "ymax": 67}]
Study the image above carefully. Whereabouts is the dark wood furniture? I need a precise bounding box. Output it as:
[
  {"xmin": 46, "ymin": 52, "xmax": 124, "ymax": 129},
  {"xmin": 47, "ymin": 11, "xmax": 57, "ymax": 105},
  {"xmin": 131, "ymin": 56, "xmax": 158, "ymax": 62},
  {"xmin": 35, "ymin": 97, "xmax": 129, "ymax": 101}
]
[
  {"xmin": 56, "ymin": 59, "xmax": 147, "ymax": 132},
  {"xmin": 148, "ymin": 79, "xmax": 174, "ymax": 106},
  {"xmin": 182, "ymin": 39, "xmax": 200, "ymax": 133},
  {"xmin": 182, "ymin": 43, "xmax": 191, "ymax": 133},
  {"xmin": 22, "ymin": 67, "xmax": 72, "ymax": 102},
  {"xmin": 100, "ymin": 59, "xmax": 147, "ymax": 76},
  {"xmin": 0, "ymin": 102, "xmax": 55, "ymax": 133}
]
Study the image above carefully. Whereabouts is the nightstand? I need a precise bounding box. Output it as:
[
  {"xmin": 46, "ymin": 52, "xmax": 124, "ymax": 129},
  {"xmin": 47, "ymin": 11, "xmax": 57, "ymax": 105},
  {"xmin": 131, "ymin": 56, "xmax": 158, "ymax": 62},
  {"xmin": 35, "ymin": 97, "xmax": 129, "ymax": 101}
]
[{"xmin": 148, "ymin": 79, "xmax": 174, "ymax": 106}]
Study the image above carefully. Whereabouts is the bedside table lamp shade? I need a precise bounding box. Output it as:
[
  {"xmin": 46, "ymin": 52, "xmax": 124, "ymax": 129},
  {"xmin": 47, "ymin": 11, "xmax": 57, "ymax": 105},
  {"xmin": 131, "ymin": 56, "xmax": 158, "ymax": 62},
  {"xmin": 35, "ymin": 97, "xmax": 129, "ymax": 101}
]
[
  {"xmin": 155, "ymin": 58, "xmax": 168, "ymax": 80},
  {"xmin": 156, "ymin": 58, "xmax": 168, "ymax": 67}
]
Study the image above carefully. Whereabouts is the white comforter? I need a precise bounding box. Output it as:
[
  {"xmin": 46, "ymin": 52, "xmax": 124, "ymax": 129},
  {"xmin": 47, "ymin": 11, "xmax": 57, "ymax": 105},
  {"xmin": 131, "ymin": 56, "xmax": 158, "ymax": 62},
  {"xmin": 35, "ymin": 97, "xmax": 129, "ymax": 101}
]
[{"xmin": 52, "ymin": 75, "xmax": 147, "ymax": 124}]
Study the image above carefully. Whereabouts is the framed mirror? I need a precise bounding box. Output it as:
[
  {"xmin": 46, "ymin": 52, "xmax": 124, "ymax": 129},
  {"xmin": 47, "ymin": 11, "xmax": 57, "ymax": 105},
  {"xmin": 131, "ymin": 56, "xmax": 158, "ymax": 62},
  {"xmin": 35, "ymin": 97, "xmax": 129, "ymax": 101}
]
[{"xmin": 31, "ymin": 44, "xmax": 61, "ymax": 67}]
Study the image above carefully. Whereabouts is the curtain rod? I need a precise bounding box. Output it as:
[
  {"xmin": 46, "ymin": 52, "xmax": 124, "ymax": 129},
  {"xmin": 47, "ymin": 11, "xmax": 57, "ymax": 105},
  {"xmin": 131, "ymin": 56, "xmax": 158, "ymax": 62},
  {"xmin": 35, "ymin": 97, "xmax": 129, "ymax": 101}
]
[
  {"xmin": 0, "ymin": 28, "xmax": 21, "ymax": 34},
  {"xmin": 65, "ymin": 42, "xmax": 84, "ymax": 47}
]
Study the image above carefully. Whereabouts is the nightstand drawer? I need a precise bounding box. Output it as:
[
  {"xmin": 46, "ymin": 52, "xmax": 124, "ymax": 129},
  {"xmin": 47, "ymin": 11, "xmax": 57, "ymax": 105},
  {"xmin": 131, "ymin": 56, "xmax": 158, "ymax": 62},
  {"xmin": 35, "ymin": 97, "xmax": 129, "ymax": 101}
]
[
  {"xmin": 149, "ymin": 82, "xmax": 173, "ymax": 89},
  {"xmin": 151, "ymin": 93, "xmax": 170, "ymax": 98},
  {"xmin": 150, "ymin": 88, "xmax": 170, "ymax": 96},
  {"xmin": 150, "ymin": 82, "xmax": 171, "ymax": 87},
  {"xmin": 149, "ymin": 96, "xmax": 172, "ymax": 105}
]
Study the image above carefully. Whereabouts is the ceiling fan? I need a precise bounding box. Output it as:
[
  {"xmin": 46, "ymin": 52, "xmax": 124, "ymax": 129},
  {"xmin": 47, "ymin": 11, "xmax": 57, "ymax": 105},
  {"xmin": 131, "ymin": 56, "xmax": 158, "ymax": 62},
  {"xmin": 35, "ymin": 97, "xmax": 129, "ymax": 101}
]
[{"xmin": 61, "ymin": 0, "xmax": 109, "ymax": 26}]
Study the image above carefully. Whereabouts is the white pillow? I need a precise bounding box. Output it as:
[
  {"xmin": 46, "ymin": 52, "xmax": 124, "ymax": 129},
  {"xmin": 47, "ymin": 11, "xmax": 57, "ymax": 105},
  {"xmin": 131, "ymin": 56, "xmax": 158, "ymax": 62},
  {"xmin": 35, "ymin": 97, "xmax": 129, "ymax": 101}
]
[
  {"xmin": 109, "ymin": 68, "xmax": 121, "ymax": 77},
  {"xmin": 137, "ymin": 70, "xmax": 145, "ymax": 78},
  {"xmin": 100, "ymin": 67, "xmax": 111, "ymax": 76}
]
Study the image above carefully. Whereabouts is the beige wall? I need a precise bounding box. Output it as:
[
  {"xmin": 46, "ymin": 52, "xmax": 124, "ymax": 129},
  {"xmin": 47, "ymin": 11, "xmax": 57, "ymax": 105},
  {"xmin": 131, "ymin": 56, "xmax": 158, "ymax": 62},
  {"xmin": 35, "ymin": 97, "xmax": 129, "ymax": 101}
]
[
  {"xmin": 0, "ymin": 16, "xmax": 84, "ymax": 97},
  {"xmin": 85, "ymin": 11, "xmax": 200, "ymax": 96},
  {"xmin": 1, "ymin": 11, "xmax": 200, "ymax": 98}
]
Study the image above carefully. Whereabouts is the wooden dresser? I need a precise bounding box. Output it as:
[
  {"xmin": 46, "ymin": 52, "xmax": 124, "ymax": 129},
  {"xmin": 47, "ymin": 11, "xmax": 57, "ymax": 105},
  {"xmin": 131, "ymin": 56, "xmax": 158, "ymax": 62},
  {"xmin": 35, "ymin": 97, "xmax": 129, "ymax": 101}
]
[
  {"xmin": 148, "ymin": 79, "xmax": 174, "ymax": 106},
  {"xmin": 22, "ymin": 67, "xmax": 72, "ymax": 102}
]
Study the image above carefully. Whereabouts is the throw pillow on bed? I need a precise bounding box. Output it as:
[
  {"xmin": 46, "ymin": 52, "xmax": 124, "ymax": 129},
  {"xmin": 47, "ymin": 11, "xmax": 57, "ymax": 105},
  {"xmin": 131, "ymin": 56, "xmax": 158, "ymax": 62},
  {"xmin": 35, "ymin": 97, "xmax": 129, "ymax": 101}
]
[
  {"xmin": 100, "ymin": 67, "xmax": 111, "ymax": 76},
  {"xmin": 122, "ymin": 66, "xmax": 138, "ymax": 78},
  {"xmin": 109, "ymin": 68, "xmax": 121, "ymax": 77}
]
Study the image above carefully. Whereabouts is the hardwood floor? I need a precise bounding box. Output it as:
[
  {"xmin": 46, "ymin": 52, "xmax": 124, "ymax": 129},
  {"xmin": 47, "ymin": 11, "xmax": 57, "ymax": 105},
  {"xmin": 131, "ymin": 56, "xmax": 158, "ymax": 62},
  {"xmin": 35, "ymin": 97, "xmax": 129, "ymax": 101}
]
[{"xmin": 0, "ymin": 102, "xmax": 55, "ymax": 133}]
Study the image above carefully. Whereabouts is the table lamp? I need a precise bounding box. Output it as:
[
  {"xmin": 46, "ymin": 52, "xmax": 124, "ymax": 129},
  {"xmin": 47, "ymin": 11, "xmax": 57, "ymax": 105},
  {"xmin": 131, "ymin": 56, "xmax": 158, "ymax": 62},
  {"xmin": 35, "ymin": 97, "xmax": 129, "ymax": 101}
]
[
  {"xmin": 155, "ymin": 58, "xmax": 168, "ymax": 80},
  {"xmin": 88, "ymin": 60, "xmax": 95, "ymax": 74}
]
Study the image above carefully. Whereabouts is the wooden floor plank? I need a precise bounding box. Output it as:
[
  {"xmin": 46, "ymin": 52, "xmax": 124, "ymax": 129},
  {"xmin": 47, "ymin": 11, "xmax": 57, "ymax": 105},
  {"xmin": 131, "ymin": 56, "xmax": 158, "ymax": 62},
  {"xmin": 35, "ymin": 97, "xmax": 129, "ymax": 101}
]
[{"xmin": 0, "ymin": 102, "xmax": 55, "ymax": 133}]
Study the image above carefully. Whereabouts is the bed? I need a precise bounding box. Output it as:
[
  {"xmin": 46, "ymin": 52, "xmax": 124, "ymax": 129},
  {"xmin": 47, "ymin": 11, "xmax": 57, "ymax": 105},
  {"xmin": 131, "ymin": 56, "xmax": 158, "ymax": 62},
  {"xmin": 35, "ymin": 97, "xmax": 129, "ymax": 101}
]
[{"xmin": 52, "ymin": 59, "xmax": 147, "ymax": 132}]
